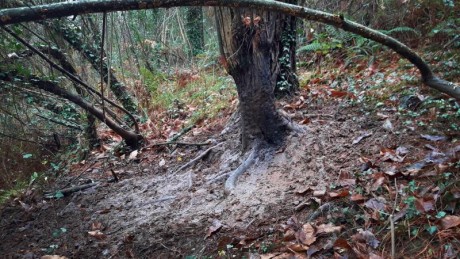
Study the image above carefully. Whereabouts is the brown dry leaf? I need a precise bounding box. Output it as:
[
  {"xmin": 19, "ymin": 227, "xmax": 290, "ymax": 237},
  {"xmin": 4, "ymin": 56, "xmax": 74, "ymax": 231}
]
[
  {"xmin": 299, "ymin": 118, "xmax": 311, "ymax": 125},
  {"xmin": 205, "ymin": 219, "xmax": 223, "ymax": 239},
  {"xmin": 352, "ymin": 132, "xmax": 372, "ymax": 145},
  {"xmin": 91, "ymin": 222, "xmax": 103, "ymax": 231},
  {"xmin": 352, "ymin": 230, "xmax": 380, "ymax": 249},
  {"xmin": 287, "ymin": 243, "xmax": 310, "ymax": 252},
  {"xmin": 369, "ymin": 253, "xmax": 384, "ymax": 259},
  {"xmin": 441, "ymin": 215, "xmax": 460, "ymax": 230},
  {"xmin": 88, "ymin": 230, "xmax": 106, "ymax": 240},
  {"xmin": 41, "ymin": 256, "xmax": 69, "ymax": 259},
  {"xmin": 380, "ymin": 148, "xmax": 404, "ymax": 162},
  {"xmin": 96, "ymin": 208, "xmax": 111, "ymax": 214},
  {"xmin": 329, "ymin": 189, "xmax": 350, "ymax": 198},
  {"xmin": 415, "ymin": 197, "xmax": 435, "ymax": 213},
  {"xmin": 260, "ymin": 253, "xmax": 294, "ymax": 259},
  {"xmin": 313, "ymin": 189, "xmax": 326, "ymax": 197},
  {"xmin": 334, "ymin": 238, "xmax": 352, "ymax": 250},
  {"xmin": 316, "ymin": 223, "xmax": 342, "ymax": 235},
  {"xmin": 283, "ymin": 229, "xmax": 296, "ymax": 241},
  {"xmin": 297, "ymin": 223, "xmax": 317, "ymax": 246},
  {"xmin": 330, "ymin": 90, "xmax": 354, "ymax": 99},
  {"xmin": 296, "ymin": 187, "xmax": 312, "ymax": 195},
  {"xmin": 350, "ymin": 194, "xmax": 366, "ymax": 202},
  {"xmin": 371, "ymin": 176, "xmax": 386, "ymax": 191},
  {"xmin": 338, "ymin": 172, "xmax": 356, "ymax": 187},
  {"xmin": 364, "ymin": 197, "xmax": 386, "ymax": 211}
]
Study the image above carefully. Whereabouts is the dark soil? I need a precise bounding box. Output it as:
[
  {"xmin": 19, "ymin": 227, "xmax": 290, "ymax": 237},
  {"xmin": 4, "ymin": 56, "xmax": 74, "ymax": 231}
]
[{"xmin": 1, "ymin": 91, "xmax": 459, "ymax": 259}]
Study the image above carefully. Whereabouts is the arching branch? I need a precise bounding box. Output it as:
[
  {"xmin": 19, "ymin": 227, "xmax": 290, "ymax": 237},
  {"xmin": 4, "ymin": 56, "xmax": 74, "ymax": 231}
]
[{"xmin": 0, "ymin": 0, "xmax": 458, "ymax": 99}]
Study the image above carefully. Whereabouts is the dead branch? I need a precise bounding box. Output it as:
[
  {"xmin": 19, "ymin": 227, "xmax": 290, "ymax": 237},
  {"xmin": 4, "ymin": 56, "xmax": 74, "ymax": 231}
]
[{"xmin": 44, "ymin": 182, "xmax": 98, "ymax": 198}]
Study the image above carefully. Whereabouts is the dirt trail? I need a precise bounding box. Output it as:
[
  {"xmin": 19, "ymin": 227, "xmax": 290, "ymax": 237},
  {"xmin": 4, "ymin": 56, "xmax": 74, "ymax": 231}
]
[{"xmin": 1, "ymin": 97, "xmax": 456, "ymax": 258}]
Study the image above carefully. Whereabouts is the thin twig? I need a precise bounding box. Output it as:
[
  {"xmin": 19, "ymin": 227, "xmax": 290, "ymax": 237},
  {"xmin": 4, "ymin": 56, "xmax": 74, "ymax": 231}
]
[{"xmin": 150, "ymin": 141, "xmax": 212, "ymax": 147}]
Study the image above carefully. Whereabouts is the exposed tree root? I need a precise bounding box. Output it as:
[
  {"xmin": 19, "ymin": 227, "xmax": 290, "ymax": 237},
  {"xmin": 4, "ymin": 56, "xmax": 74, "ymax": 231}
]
[
  {"xmin": 172, "ymin": 142, "xmax": 223, "ymax": 174},
  {"xmin": 224, "ymin": 143, "xmax": 260, "ymax": 194}
]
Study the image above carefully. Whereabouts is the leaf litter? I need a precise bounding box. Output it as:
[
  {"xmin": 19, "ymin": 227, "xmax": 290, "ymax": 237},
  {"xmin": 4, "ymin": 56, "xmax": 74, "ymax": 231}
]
[{"xmin": 1, "ymin": 56, "xmax": 459, "ymax": 258}]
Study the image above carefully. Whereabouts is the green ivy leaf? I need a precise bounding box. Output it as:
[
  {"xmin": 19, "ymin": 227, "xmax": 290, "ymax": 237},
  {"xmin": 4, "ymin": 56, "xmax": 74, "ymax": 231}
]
[
  {"xmin": 54, "ymin": 191, "xmax": 64, "ymax": 199},
  {"xmin": 436, "ymin": 211, "xmax": 447, "ymax": 219},
  {"xmin": 425, "ymin": 225, "xmax": 437, "ymax": 235}
]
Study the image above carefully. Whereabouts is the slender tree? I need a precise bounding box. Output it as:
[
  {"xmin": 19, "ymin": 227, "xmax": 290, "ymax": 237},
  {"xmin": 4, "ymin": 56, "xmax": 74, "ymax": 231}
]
[{"xmin": 186, "ymin": 7, "xmax": 204, "ymax": 56}]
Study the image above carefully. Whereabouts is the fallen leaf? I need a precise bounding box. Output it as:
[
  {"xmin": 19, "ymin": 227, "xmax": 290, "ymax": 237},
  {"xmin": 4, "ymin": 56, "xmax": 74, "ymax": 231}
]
[
  {"xmin": 334, "ymin": 238, "xmax": 352, "ymax": 250},
  {"xmin": 350, "ymin": 194, "xmax": 366, "ymax": 202},
  {"xmin": 41, "ymin": 256, "xmax": 69, "ymax": 259},
  {"xmin": 352, "ymin": 132, "xmax": 372, "ymax": 145},
  {"xmin": 441, "ymin": 215, "xmax": 460, "ymax": 230},
  {"xmin": 382, "ymin": 119, "xmax": 393, "ymax": 131},
  {"xmin": 371, "ymin": 176, "xmax": 386, "ymax": 191},
  {"xmin": 313, "ymin": 189, "xmax": 326, "ymax": 197},
  {"xmin": 415, "ymin": 197, "xmax": 435, "ymax": 213},
  {"xmin": 338, "ymin": 172, "xmax": 356, "ymax": 187},
  {"xmin": 283, "ymin": 229, "xmax": 296, "ymax": 241},
  {"xmin": 316, "ymin": 223, "xmax": 342, "ymax": 235},
  {"xmin": 329, "ymin": 189, "xmax": 350, "ymax": 198},
  {"xmin": 352, "ymin": 229, "xmax": 380, "ymax": 249},
  {"xmin": 88, "ymin": 230, "xmax": 106, "ymax": 240},
  {"xmin": 159, "ymin": 158, "xmax": 166, "ymax": 167},
  {"xmin": 420, "ymin": 134, "xmax": 447, "ymax": 142},
  {"xmin": 287, "ymin": 243, "xmax": 309, "ymax": 252},
  {"xmin": 396, "ymin": 146, "xmax": 409, "ymax": 156},
  {"xmin": 297, "ymin": 223, "xmax": 316, "ymax": 245},
  {"xmin": 369, "ymin": 253, "xmax": 384, "ymax": 259},
  {"xmin": 296, "ymin": 187, "xmax": 312, "ymax": 195},
  {"xmin": 299, "ymin": 118, "xmax": 311, "ymax": 125},
  {"xmin": 364, "ymin": 197, "xmax": 386, "ymax": 211},
  {"xmin": 205, "ymin": 219, "xmax": 223, "ymax": 239},
  {"xmin": 128, "ymin": 150, "xmax": 138, "ymax": 160},
  {"xmin": 96, "ymin": 208, "xmax": 111, "ymax": 214},
  {"xmin": 91, "ymin": 222, "xmax": 103, "ymax": 231}
]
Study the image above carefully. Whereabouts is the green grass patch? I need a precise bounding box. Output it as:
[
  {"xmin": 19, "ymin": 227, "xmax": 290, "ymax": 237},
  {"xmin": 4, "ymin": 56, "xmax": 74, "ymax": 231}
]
[{"xmin": 0, "ymin": 180, "xmax": 27, "ymax": 205}]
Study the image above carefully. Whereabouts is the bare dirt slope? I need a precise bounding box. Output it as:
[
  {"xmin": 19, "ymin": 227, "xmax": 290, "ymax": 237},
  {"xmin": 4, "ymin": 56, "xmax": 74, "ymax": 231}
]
[{"xmin": 1, "ymin": 90, "xmax": 459, "ymax": 258}]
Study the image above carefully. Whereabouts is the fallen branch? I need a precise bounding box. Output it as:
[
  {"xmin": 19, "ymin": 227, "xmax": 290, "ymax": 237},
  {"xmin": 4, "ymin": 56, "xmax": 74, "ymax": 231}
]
[
  {"xmin": 150, "ymin": 140, "xmax": 214, "ymax": 147},
  {"xmin": 172, "ymin": 142, "xmax": 223, "ymax": 174},
  {"xmin": 1, "ymin": 0, "xmax": 458, "ymax": 99},
  {"xmin": 224, "ymin": 144, "xmax": 259, "ymax": 193},
  {"xmin": 167, "ymin": 125, "xmax": 193, "ymax": 143},
  {"xmin": 44, "ymin": 182, "xmax": 98, "ymax": 198}
]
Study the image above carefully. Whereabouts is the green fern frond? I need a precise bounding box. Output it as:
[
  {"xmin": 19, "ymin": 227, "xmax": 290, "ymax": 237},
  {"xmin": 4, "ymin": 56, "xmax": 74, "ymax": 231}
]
[
  {"xmin": 298, "ymin": 42, "xmax": 323, "ymax": 52},
  {"xmin": 381, "ymin": 26, "xmax": 420, "ymax": 36}
]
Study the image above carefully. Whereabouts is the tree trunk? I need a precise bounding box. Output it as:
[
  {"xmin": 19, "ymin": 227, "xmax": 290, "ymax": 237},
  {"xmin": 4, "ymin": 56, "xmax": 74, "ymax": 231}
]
[
  {"xmin": 186, "ymin": 7, "xmax": 204, "ymax": 56},
  {"xmin": 1, "ymin": 0, "xmax": 458, "ymax": 99},
  {"xmin": 276, "ymin": 0, "xmax": 299, "ymax": 95},
  {"xmin": 215, "ymin": 7, "xmax": 293, "ymax": 150},
  {"xmin": 50, "ymin": 20, "xmax": 139, "ymax": 116}
]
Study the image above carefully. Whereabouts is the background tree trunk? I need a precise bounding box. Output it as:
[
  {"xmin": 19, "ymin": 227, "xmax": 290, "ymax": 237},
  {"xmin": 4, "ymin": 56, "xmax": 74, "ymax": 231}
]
[
  {"xmin": 276, "ymin": 0, "xmax": 299, "ymax": 95},
  {"xmin": 186, "ymin": 7, "xmax": 204, "ymax": 56}
]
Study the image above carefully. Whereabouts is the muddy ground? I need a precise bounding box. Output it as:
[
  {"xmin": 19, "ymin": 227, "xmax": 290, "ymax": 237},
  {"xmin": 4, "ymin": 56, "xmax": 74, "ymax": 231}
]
[{"xmin": 1, "ymin": 92, "xmax": 459, "ymax": 258}]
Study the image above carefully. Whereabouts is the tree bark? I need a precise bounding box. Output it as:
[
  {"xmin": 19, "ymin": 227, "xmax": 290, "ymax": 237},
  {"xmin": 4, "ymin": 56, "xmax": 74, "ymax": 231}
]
[
  {"xmin": 50, "ymin": 20, "xmax": 139, "ymax": 116},
  {"xmin": 1, "ymin": 0, "xmax": 458, "ymax": 99},
  {"xmin": 215, "ymin": 7, "xmax": 292, "ymax": 150},
  {"xmin": 186, "ymin": 7, "xmax": 204, "ymax": 56}
]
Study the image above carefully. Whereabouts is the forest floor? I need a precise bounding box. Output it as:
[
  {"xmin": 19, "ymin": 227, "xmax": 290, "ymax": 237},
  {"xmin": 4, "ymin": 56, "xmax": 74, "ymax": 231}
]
[{"xmin": 1, "ymin": 50, "xmax": 460, "ymax": 259}]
